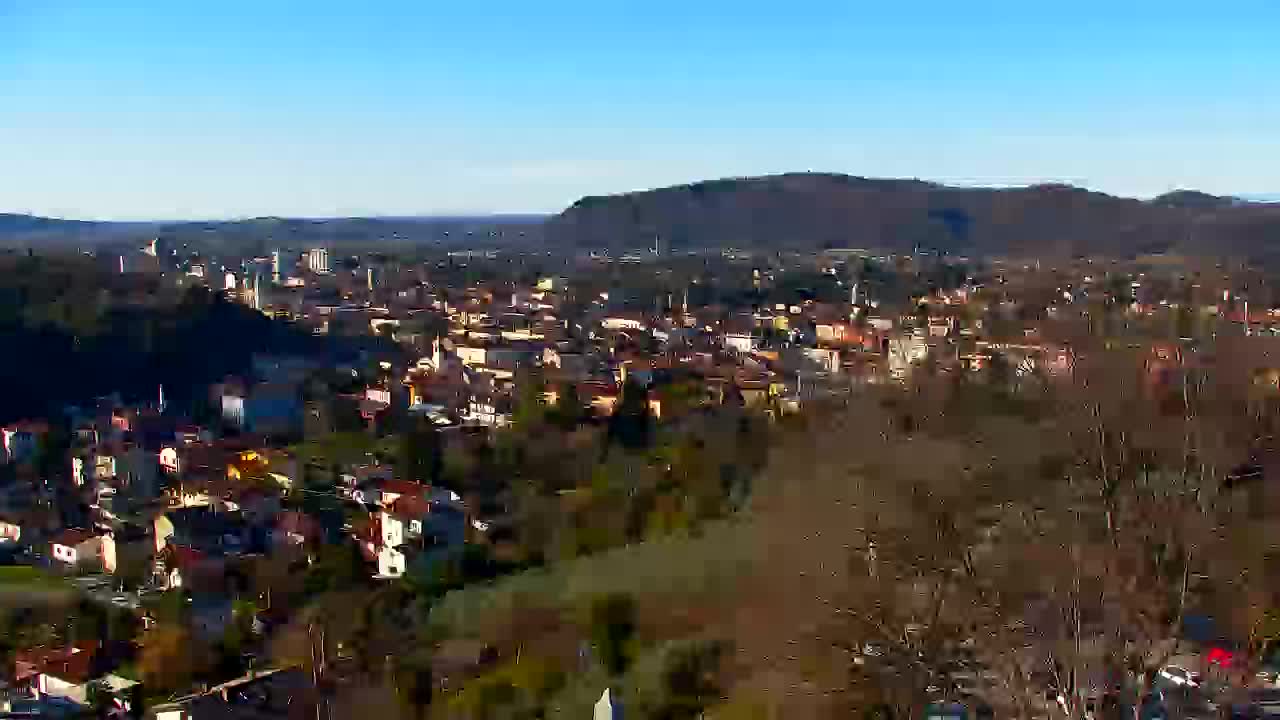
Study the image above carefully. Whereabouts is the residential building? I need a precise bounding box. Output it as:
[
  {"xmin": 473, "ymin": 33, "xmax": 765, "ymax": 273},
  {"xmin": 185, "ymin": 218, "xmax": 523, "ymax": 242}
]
[
  {"xmin": 888, "ymin": 333, "xmax": 929, "ymax": 378},
  {"xmin": 815, "ymin": 322, "xmax": 861, "ymax": 346},
  {"xmin": 153, "ymin": 545, "xmax": 226, "ymax": 592},
  {"xmin": 14, "ymin": 643, "xmax": 139, "ymax": 713},
  {"xmin": 307, "ymin": 247, "xmax": 330, "ymax": 274},
  {"xmin": 49, "ymin": 529, "xmax": 117, "ymax": 574},
  {"xmin": 2, "ymin": 420, "xmax": 47, "ymax": 464},
  {"xmin": 464, "ymin": 393, "xmax": 513, "ymax": 428},
  {"xmin": 723, "ymin": 333, "xmax": 758, "ymax": 354},
  {"xmin": 0, "ymin": 514, "xmax": 21, "ymax": 545},
  {"xmin": 601, "ymin": 315, "xmax": 646, "ymax": 331},
  {"xmin": 70, "ymin": 454, "xmax": 90, "ymax": 486},
  {"xmin": 375, "ymin": 486, "xmax": 467, "ymax": 578},
  {"xmin": 159, "ymin": 445, "xmax": 181, "ymax": 474},
  {"xmin": 154, "ymin": 506, "xmax": 248, "ymax": 555},
  {"xmin": 221, "ymin": 383, "xmax": 302, "ymax": 435}
]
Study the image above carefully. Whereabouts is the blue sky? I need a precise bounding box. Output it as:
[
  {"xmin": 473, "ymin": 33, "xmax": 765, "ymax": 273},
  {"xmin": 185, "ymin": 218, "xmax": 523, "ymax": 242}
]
[{"xmin": 2, "ymin": 1, "xmax": 1278, "ymax": 220}]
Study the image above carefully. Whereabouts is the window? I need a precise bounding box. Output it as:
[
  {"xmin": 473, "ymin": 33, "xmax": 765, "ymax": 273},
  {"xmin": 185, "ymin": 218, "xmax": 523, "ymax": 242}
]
[{"xmin": 409, "ymin": 520, "xmax": 422, "ymax": 534}]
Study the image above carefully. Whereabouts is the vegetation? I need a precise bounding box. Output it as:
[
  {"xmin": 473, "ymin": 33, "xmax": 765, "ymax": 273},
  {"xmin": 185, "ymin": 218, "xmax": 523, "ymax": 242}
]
[
  {"xmin": 273, "ymin": 338, "xmax": 1279, "ymax": 719},
  {"xmin": 4, "ymin": 253, "xmax": 1279, "ymax": 719},
  {"xmin": 0, "ymin": 565, "xmax": 72, "ymax": 592},
  {"xmin": 0, "ymin": 255, "xmax": 321, "ymax": 423},
  {"xmin": 547, "ymin": 172, "xmax": 1280, "ymax": 263}
]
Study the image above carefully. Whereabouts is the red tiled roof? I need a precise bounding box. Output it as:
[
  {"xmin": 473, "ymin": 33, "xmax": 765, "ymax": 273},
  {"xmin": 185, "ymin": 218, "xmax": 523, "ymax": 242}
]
[
  {"xmin": 3, "ymin": 419, "xmax": 50, "ymax": 434},
  {"xmin": 387, "ymin": 494, "xmax": 432, "ymax": 519},
  {"xmin": 382, "ymin": 479, "xmax": 426, "ymax": 497},
  {"xmin": 15, "ymin": 643, "xmax": 100, "ymax": 684}
]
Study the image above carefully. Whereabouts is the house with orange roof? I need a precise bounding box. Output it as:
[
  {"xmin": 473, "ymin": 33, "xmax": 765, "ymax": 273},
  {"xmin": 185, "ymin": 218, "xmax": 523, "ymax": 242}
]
[
  {"xmin": 14, "ymin": 642, "xmax": 139, "ymax": 712},
  {"xmin": 375, "ymin": 486, "xmax": 467, "ymax": 579}
]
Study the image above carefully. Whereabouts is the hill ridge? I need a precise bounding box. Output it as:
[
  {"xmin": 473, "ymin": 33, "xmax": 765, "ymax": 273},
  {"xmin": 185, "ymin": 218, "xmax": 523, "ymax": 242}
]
[{"xmin": 545, "ymin": 172, "xmax": 1280, "ymax": 260}]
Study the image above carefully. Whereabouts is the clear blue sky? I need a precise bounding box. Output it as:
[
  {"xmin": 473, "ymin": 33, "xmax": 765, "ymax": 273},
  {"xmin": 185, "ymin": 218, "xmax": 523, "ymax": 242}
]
[{"xmin": 2, "ymin": 1, "xmax": 1278, "ymax": 220}]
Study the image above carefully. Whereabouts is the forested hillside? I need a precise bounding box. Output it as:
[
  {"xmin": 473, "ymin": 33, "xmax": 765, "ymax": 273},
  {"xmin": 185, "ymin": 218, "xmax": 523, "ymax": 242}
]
[
  {"xmin": 0, "ymin": 256, "xmax": 317, "ymax": 423},
  {"xmin": 546, "ymin": 173, "xmax": 1280, "ymax": 260}
]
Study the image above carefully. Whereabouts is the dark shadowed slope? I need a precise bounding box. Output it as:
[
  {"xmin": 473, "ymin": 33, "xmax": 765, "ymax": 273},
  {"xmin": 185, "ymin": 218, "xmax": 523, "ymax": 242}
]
[{"xmin": 545, "ymin": 173, "xmax": 1280, "ymax": 260}]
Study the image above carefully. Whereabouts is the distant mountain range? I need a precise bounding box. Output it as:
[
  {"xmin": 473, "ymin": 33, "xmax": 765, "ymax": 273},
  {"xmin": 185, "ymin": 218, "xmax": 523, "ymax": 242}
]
[
  {"xmin": 6, "ymin": 174, "xmax": 1280, "ymax": 260},
  {"xmin": 544, "ymin": 173, "xmax": 1280, "ymax": 260},
  {"xmin": 0, "ymin": 213, "xmax": 547, "ymax": 250}
]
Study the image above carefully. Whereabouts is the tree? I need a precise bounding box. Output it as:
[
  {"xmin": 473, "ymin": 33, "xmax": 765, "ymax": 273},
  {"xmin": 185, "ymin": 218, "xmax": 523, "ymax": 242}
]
[
  {"xmin": 512, "ymin": 368, "xmax": 549, "ymax": 435},
  {"xmin": 398, "ymin": 419, "xmax": 441, "ymax": 485},
  {"xmin": 304, "ymin": 542, "xmax": 367, "ymax": 596},
  {"xmin": 587, "ymin": 593, "xmax": 637, "ymax": 677},
  {"xmin": 630, "ymin": 638, "xmax": 727, "ymax": 720},
  {"xmin": 114, "ymin": 542, "xmax": 153, "ymax": 592},
  {"xmin": 35, "ymin": 418, "xmax": 70, "ymax": 484},
  {"xmin": 138, "ymin": 624, "xmax": 212, "ymax": 695},
  {"xmin": 608, "ymin": 381, "xmax": 652, "ymax": 450},
  {"xmin": 732, "ymin": 353, "xmax": 1265, "ymax": 720},
  {"xmin": 549, "ymin": 382, "xmax": 587, "ymax": 430}
]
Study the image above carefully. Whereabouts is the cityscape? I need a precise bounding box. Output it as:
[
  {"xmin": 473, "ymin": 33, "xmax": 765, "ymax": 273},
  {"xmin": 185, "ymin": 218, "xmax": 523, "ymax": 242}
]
[{"xmin": 3, "ymin": 3, "xmax": 1280, "ymax": 720}]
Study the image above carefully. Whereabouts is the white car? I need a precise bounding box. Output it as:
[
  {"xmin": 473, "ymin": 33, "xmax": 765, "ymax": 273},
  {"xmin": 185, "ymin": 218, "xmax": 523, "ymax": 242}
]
[{"xmin": 1158, "ymin": 665, "xmax": 1201, "ymax": 688}]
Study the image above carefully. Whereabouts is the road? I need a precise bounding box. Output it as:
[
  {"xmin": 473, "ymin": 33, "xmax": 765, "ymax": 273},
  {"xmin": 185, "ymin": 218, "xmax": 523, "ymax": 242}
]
[{"xmin": 65, "ymin": 574, "xmax": 144, "ymax": 611}]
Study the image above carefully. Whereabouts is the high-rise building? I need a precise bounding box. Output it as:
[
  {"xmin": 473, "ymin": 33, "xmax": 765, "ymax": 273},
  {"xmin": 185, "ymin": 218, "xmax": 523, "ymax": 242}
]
[
  {"xmin": 271, "ymin": 250, "xmax": 281, "ymax": 283},
  {"xmin": 306, "ymin": 248, "xmax": 330, "ymax": 274}
]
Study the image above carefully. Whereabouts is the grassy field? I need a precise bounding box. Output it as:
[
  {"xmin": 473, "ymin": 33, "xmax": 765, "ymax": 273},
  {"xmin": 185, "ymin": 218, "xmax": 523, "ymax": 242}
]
[
  {"xmin": 428, "ymin": 517, "xmax": 754, "ymax": 638},
  {"xmin": 0, "ymin": 565, "xmax": 74, "ymax": 600}
]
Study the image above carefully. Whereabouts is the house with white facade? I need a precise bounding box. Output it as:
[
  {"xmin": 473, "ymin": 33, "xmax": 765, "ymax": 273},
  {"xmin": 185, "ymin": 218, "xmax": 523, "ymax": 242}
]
[
  {"xmin": 50, "ymin": 529, "xmax": 116, "ymax": 574},
  {"xmin": 601, "ymin": 316, "xmax": 646, "ymax": 331},
  {"xmin": 159, "ymin": 446, "xmax": 181, "ymax": 474},
  {"xmin": 723, "ymin": 333, "xmax": 759, "ymax": 354},
  {"xmin": 0, "ymin": 514, "xmax": 21, "ymax": 545},
  {"xmin": 375, "ymin": 488, "xmax": 467, "ymax": 579}
]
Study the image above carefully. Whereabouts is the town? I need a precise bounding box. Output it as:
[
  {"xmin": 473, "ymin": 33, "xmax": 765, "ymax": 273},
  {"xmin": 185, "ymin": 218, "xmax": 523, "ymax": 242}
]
[{"xmin": 1, "ymin": 235, "xmax": 1279, "ymax": 719}]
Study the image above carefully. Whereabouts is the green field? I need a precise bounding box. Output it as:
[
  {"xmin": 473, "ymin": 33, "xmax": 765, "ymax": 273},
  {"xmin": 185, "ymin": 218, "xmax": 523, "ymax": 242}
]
[{"xmin": 0, "ymin": 566, "xmax": 73, "ymax": 596}]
